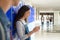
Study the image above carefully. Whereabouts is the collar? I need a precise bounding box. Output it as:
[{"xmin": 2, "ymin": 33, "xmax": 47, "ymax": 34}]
[{"xmin": 20, "ymin": 19, "xmax": 27, "ymax": 25}]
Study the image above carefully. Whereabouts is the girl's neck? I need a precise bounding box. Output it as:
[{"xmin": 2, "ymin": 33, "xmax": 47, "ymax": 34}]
[{"xmin": 21, "ymin": 17, "xmax": 25, "ymax": 20}]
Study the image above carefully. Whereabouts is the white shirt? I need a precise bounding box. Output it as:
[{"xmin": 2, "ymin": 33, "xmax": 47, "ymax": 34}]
[
  {"xmin": 46, "ymin": 17, "xmax": 49, "ymax": 22},
  {"xmin": 41, "ymin": 17, "xmax": 44, "ymax": 22},
  {"xmin": 16, "ymin": 19, "xmax": 29, "ymax": 40}
]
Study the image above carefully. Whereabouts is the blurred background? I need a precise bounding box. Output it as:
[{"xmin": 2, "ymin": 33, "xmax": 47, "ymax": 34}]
[{"xmin": 1, "ymin": 0, "xmax": 60, "ymax": 40}]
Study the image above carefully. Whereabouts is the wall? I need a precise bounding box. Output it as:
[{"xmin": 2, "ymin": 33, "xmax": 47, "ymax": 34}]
[
  {"xmin": 54, "ymin": 11, "xmax": 60, "ymax": 26},
  {"xmin": 58, "ymin": 12, "xmax": 60, "ymax": 25}
]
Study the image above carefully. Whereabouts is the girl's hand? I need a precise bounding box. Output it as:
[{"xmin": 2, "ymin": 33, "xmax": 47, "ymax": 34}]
[{"xmin": 32, "ymin": 26, "xmax": 40, "ymax": 33}]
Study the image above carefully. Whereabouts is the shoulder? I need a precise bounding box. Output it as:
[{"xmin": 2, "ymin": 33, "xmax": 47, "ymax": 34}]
[
  {"xmin": 16, "ymin": 21, "xmax": 24, "ymax": 29},
  {"xmin": 16, "ymin": 21, "xmax": 23, "ymax": 26},
  {"xmin": 16, "ymin": 21, "xmax": 21, "ymax": 23}
]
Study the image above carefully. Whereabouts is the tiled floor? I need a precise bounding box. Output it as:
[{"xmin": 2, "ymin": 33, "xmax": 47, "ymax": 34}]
[
  {"xmin": 28, "ymin": 21, "xmax": 60, "ymax": 40},
  {"xmin": 31, "ymin": 31, "xmax": 60, "ymax": 40}
]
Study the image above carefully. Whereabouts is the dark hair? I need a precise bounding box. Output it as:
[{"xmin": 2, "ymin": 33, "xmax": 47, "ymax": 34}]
[{"xmin": 14, "ymin": 5, "xmax": 30, "ymax": 29}]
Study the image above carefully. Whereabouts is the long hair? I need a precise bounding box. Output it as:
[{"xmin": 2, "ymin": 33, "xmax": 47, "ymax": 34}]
[{"xmin": 14, "ymin": 5, "xmax": 30, "ymax": 29}]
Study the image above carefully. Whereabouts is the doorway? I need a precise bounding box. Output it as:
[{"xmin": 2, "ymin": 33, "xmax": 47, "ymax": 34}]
[{"xmin": 39, "ymin": 13, "xmax": 54, "ymax": 31}]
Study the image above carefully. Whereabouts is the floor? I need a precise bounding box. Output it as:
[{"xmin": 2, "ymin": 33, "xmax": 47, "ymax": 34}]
[
  {"xmin": 28, "ymin": 21, "xmax": 60, "ymax": 40},
  {"xmin": 31, "ymin": 31, "xmax": 60, "ymax": 40}
]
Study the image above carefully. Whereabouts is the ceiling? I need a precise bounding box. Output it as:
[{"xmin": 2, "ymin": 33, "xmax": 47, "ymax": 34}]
[{"xmin": 24, "ymin": 0, "xmax": 60, "ymax": 11}]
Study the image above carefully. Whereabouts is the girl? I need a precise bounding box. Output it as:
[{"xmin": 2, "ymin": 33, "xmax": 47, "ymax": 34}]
[{"xmin": 14, "ymin": 5, "xmax": 40, "ymax": 40}]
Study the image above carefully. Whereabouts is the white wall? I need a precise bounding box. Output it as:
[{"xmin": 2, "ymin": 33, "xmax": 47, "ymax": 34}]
[
  {"xmin": 54, "ymin": 11, "xmax": 59, "ymax": 25},
  {"xmin": 54, "ymin": 11, "xmax": 60, "ymax": 26},
  {"xmin": 58, "ymin": 12, "xmax": 60, "ymax": 25}
]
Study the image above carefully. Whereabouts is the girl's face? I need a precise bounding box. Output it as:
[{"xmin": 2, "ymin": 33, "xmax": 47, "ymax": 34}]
[{"xmin": 24, "ymin": 10, "xmax": 30, "ymax": 18}]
